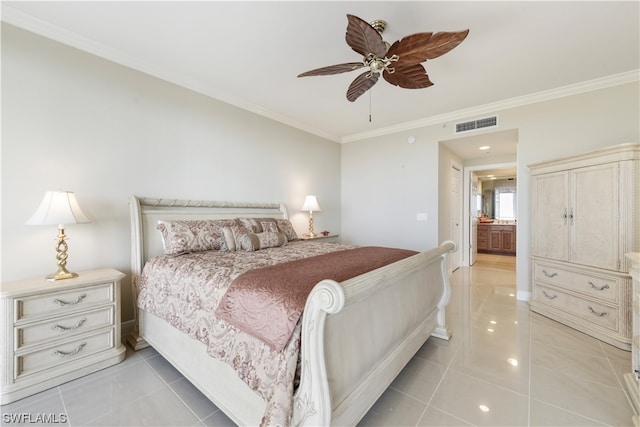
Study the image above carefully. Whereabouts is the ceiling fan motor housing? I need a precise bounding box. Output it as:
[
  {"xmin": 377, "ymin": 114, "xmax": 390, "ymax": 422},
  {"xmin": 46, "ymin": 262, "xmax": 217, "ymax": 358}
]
[{"xmin": 370, "ymin": 19, "xmax": 387, "ymax": 34}]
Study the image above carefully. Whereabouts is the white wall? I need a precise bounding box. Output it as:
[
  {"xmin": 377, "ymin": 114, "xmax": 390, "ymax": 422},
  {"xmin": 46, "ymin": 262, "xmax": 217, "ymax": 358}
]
[
  {"xmin": 342, "ymin": 82, "xmax": 639, "ymax": 298},
  {"xmin": 1, "ymin": 24, "xmax": 341, "ymax": 322},
  {"xmin": 341, "ymin": 132, "xmax": 441, "ymax": 251}
]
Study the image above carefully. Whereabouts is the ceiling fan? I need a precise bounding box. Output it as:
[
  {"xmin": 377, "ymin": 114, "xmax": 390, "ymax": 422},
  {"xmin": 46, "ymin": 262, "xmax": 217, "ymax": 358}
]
[{"xmin": 298, "ymin": 14, "xmax": 469, "ymax": 102}]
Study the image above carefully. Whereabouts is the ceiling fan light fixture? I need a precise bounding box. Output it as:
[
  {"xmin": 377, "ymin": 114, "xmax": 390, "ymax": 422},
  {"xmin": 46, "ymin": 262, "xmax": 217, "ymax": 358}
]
[{"xmin": 365, "ymin": 54, "xmax": 398, "ymax": 74}]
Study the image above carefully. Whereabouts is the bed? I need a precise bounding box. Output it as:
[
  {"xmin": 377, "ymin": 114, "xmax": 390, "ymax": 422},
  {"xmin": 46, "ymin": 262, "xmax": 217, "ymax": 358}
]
[{"xmin": 127, "ymin": 195, "xmax": 456, "ymax": 426}]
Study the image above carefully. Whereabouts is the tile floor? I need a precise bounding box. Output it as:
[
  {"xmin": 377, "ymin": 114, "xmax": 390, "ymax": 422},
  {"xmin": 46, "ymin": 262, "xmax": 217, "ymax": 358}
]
[{"xmin": 1, "ymin": 254, "xmax": 635, "ymax": 426}]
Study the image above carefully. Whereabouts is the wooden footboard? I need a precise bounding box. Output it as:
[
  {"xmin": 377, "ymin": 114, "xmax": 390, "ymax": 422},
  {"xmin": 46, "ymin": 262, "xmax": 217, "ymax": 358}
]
[{"xmin": 294, "ymin": 241, "xmax": 455, "ymax": 426}]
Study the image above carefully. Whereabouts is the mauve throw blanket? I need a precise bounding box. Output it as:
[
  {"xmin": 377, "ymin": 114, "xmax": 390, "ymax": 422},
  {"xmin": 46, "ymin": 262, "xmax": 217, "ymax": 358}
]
[{"xmin": 216, "ymin": 246, "xmax": 418, "ymax": 350}]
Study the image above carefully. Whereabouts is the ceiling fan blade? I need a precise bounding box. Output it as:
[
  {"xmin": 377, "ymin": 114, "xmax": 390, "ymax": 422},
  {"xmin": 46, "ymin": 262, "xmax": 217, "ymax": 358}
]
[
  {"xmin": 387, "ymin": 29, "xmax": 469, "ymax": 65},
  {"xmin": 297, "ymin": 62, "xmax": 365, "ymax": 77},
  {"xmin": 346, "ymin": 71, "xmax": 380, "ymax": 102},
  {"xmin": 383, "ymin": 64, "xmax": 433, "ymax": 89},
  {"xmin": 345, "ymin": 14, "xmax": 388, "ymax": 58}
]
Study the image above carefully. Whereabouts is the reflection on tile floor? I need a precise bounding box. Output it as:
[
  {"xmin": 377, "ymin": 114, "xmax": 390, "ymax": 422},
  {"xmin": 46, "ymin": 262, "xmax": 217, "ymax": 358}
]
[{"xmin": 1, "ymin": 254, "xmax": 634, "ymax": 426}]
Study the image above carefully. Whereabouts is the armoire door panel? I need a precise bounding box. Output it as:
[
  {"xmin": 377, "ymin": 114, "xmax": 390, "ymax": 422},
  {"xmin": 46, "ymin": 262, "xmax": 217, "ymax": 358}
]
[
  {"xmin": 570, "ymin": 163, "xmax": 619, "ymax": 270},
  {"xmin": 532, "ymin": 171, "xmax": 569, "ymax": 260}
]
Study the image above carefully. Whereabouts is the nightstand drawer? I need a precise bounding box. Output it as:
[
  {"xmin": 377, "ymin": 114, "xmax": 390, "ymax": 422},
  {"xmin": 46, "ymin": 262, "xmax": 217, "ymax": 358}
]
[
  {"xmin": 15, "ymin": 283, "xmax": 114, "ymax": 322},
  {"xmin": 15, "ymin": 329, "xmax": 116, "ymax": 380},
  {"xmin": 533, "ymin": 260, "xmax": 619, "ymax": 303},
  {"xmin": 16, "ymin": 306, "xmax": 115, "ymax": 350},
  {"xmin": 534, "ymin": 284, "xmax": 619, "ymax": 331}
]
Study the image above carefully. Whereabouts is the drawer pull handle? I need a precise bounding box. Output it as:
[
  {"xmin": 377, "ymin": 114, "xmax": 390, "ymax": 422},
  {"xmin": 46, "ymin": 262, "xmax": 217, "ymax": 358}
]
[
  {"xmin": 52, "ymin": 342, "xmax": 86, "ymax": 357},
  {"xmin": 542, "ymin": 270, "xmax": 558, "ymax": 278},
  {"xmin": 52, "ymin": 318, "xmax": 87, "ymax": 332},
  {"xmin": 52, "ymin": 294, "xmax": 87, "ymax": 306},
  {"xmin": 542, "ymin": 290, "xmax": 557, "ymax": 299},
  {"xmin": 588, "ymin": 306, "xmax": 609, "ymax": 317},
  {"xmin": 569, "ymin": 208, "xmax": 575, "ymax": 225},
  {"xmin": 588, "ymin": 281, "xmax": 610, "ymax": 291}
]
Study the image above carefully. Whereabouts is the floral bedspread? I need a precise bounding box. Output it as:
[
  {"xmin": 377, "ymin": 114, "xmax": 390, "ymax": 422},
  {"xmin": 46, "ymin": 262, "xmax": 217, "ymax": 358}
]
[{"xmin": 137, "ymin": 241, "xmax": 356, "ymax": 426}]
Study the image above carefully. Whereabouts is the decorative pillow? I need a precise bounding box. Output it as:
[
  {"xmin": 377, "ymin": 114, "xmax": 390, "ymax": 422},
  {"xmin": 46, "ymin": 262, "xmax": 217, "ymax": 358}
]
[
  {"xmin": 237, "ymin": 218, "xmax": 262, "ymax": 233},
  {"xmin": 276, "ymin": 219, "xmax": 299, "ymax": 241},
  {"xmin": 236, "ymin": 217, "xmax": 279, "ymax": 233},
  {"xmin": 261, "ymin": 221, "xmax": 278, "ymax": 233},
  {"xmin": 157, "ymin": 219, "xmax": 236, "ymax": 255},
  {"xmin": 237, "ymin": 231, "xmax": 288, "ymax": 252},
  {"xmin": 220, "ymin": 224, "xmax": 253, "ymax": 251}
]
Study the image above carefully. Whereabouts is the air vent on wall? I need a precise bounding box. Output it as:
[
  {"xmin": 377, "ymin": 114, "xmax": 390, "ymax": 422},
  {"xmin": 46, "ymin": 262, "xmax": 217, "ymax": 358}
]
[{"xmin": 455, "ymin": 116, "xmax": 498, "ymax": 133}]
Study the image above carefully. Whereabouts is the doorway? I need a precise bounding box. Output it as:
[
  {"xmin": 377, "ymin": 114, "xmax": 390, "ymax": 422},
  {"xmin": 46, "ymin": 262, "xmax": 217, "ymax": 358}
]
[
  {"xmin": 439, "ymin": 128, "xmax": 519, "ymax": 268},
  {"xmin": 463, "ymin": 162, "xmax": 517, "ymax": 267}
]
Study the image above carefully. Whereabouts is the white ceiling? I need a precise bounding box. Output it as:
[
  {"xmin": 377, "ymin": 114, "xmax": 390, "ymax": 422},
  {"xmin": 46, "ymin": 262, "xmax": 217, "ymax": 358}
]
[
  {"xmin": 2, "ymin": 1, "xmax": 639, "ymax": 159},
  {"xmin": 441, "ymin": 128, "xmax": 518, "ymax": 162}
]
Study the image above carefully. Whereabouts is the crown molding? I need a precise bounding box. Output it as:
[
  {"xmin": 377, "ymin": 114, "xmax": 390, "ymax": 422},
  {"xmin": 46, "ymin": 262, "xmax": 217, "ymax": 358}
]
[
  {"xmin": 340, "ymin": 70, "xmax": 639, "ymax": 143},
  {"xmin": 3, "ymin": 5, "xmax": 636, "ymax": 145}
]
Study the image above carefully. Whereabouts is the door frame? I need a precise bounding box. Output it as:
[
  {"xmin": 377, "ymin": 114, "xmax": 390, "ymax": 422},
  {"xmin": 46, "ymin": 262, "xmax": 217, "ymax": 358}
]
[{"xmin": 449, "ymin": 161, "xmax": 463, "ymax": 273}]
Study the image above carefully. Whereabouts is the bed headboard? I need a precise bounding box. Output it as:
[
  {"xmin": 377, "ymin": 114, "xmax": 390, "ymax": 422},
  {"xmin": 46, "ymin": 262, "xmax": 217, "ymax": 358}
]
[{"xmin": 129, "ymin": 195, "xmax": 288, "ymax": 281}]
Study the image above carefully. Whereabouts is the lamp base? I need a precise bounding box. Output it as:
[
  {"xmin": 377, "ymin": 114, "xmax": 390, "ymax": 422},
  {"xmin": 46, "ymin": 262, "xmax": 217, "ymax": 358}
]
[
  {"xmin": 46, "ymin": 267, "xmax": 78, "ymax": 282},
  {"xmin": 46, "ymin": 226, "xmax": 78, "ymax": 282}
]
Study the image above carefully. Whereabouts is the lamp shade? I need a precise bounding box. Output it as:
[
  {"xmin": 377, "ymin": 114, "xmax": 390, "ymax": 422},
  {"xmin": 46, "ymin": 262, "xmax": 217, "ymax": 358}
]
[
  {"xmin": 300, "ymin": 195, "xmax": 321, "ymax": 212},
  {"xmin": 26, "ymin": 190, "xmax": 90, "ymax": 226}
]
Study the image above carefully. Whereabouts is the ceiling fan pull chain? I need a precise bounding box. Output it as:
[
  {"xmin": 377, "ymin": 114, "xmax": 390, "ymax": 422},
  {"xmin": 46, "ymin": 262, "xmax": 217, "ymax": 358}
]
[{"xmin": 369, "ymin": 90, "xmax": 372, "ymax": 122}]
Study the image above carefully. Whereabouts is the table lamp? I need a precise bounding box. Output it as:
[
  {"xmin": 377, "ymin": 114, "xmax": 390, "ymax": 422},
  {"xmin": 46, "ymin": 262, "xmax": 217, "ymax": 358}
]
[
  {"xmin": 301, "ymin": 195, "xmax": 321, "ymax": 237},
  {"xmin": 26, "ymin": 190, "xmax": 91, "ymax": 281}
]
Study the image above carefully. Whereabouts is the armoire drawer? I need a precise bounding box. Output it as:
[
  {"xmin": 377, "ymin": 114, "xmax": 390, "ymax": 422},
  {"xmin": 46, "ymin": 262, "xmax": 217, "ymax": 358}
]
[
  {"xmin": 534, "ymin": 283, "xmax": 619, "ymax": 331},
  {"xmin": 533, "ymin": 260, "xmax": 619, "ymax": 303}
]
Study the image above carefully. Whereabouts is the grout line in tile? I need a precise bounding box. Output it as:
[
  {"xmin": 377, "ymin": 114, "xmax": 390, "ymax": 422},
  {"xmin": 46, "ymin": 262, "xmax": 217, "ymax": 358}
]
[
  {"xmin": 599, "ymin": 340, "xmax": 629, "ymax": 392},
  {"xmin": 76, "ymin": 358, "xmax": 172, "ymax": 427},
  {"xmin": 412, "ymin": 283, "xmax": 468, "ymax": 426},
  {"xmin": 142, "ymin": 352, "xmax": 217, "ymax": 424},
  {"xmin": 55, "ymin": 387, "xmax": 71, "ymax": 427},
  {"xmin": 446, "ymin": 356, "xmax": 531, "ymax": 400},
  {"xmin": 425, "ymin": 402, "xmax": 476, "ymax": 427},
  {"xmin": 529, "ymin": 397, "xmax": 611, "ymax": 426}
]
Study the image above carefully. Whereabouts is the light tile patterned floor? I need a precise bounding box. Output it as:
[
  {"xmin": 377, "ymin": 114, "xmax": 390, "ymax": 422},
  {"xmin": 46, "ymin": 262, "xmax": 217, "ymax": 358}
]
[{"xmin": 2, "ymin": 254, "xmax": 634, "ymax": 426}]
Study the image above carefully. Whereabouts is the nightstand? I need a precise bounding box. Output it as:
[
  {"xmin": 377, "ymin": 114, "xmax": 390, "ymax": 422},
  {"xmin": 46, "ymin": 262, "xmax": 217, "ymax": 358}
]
[
  {"xmin": 1, "ymin": 268, "xmax": 126, "ymax": 404},
  {"xmin": 299, "ymin": 234, "xmax": 340, "ymax": 243}
]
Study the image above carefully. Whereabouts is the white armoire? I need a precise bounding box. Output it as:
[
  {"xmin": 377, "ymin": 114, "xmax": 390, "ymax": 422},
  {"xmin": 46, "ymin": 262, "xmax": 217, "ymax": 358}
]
[{"xmin": 529, "ymin": 143, "xmax": 639, "ymax": 350}]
